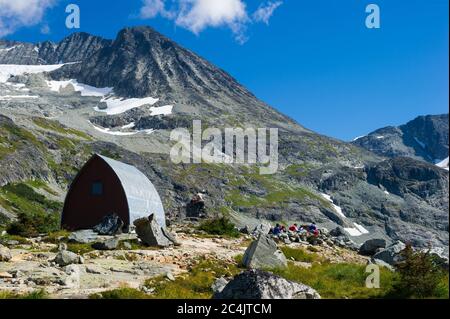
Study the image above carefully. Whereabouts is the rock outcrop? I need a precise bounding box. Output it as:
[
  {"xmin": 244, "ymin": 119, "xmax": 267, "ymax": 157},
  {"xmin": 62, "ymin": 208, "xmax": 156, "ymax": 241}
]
[
  {"xmin": 213, "ymin": 269, "xmax": 321, "ymax": 299},
  {"xmin": 134, "ymin": 214, "xmax": 175, "ymax": 247},
  {"xmin": 359, "ymin": 238, "xmax": 387, "ymax": 256},
  {"xmin": 242, "ymin": 235, "xmax": 287, "ymax": 269}
]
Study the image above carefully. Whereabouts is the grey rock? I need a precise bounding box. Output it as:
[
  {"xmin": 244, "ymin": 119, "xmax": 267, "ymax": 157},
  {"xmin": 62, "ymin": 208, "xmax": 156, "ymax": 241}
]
[
  {"xmin": 54, "ymin": 250, "xmax": 83, "ymax": 267},
  {"xmin": 85, "ymin": 265, "xmax": 108, "ymax": 275},
  {"xmin": 212, "ymin": 277, "xmax": 229, "ymax": 294},
  {"xmin": 359, "ymin": 238, "xmax": 387, "ymax": 256},
  {"xmin": 372, "ymin": 241, "xmax": 406, "ymax": 265},
  {"xmin": 242, "ymin": 235, "xmax": 287, "ymax": 270},
  {"xmin": 134, "ymin": 214, "xmax": 172, "ymax": 247},
  {"xmin": 252, "ymin": 223, "xmax": 272, "ymax": 236},
  {"xmin": 0, "ymin": 244, "xmax": 12, "ymax": 262},
  {"xmin": 92, "ymin": 238, "xmax": 119, "ymax": 250},
  {"xmin": 68, "ymin": 230, "xmax": 99, "ymax": 244},
  {"xmin": 165, "ymin": 272, "xmax": 175, "ymax": 281},
  {"xmin": 161, "ymin": 227, "xmax": 181, "ymax": 246},
  {"xmin": 213, "ymin": 270, "xmax": 320, "ymax": 299},
  {"xmin": 329, "ymin": 227, "xmax": 347, "ymax": 238}
]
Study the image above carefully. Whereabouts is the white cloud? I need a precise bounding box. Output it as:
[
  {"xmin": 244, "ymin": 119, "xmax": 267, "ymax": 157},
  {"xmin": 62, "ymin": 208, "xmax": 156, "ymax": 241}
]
[
  {"xmin": 176, "ymin": 0, "xmax": 248, "ymax": 36},
  {"xmin": 0, "ymin": 0, "xmax": 56, "ymax": 37},
  {"xmin": 138, "ymin": 0, "xmax": 282, "ymax": 44},
  {"xmin": 253, "ymin": 1, "xmax": 283, "ymax": 25},
  {"xmin": 140, "ymin": 0, "xmax": 175, "ymax": 19}
]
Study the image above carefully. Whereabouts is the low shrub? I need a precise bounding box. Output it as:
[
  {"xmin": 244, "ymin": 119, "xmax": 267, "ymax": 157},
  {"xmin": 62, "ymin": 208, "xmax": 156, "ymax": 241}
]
[
  {"xmin": 0, "ymin": 289, "xmax": 48, "ymax": 299},
  {"xmin": 7, "ymin": 211, "xmax": 60, "ymax": 237},
  {"xmin": 198, "ymin": 217, "xmax": 240, "ymax": 238}
]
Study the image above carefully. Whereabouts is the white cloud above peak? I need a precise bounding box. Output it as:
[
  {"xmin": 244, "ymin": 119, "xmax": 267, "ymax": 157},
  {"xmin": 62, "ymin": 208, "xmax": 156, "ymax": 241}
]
[
  {"xmin": 0, "ymin": 0, "xmax": 57, "ymax": 37},
  {"xmin": 253, "ymin": 1, "xmax": 283, "ymax": 25},
  {"xmin": 139, "ymin": 0, "xmax": 283, "ymax": 44}
]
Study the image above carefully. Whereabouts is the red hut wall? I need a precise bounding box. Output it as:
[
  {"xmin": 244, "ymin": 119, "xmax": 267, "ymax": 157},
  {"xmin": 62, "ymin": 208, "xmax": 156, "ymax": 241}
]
[{"xmin": 61, "ymin": 156, "xmax": 130, "ymax": 230}]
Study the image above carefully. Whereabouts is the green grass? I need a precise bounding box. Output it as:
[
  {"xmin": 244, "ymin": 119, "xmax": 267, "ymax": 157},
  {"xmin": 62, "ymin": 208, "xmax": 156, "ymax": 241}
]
[
  {"xmin": 25, "ymin": 179, "xmax": 59, "ymax": 196},
  {"xmin": 0, "ymin": 182, "xmax": 62, "ymax": 236},
  {"xmin": 0, "ymin": 289, "xmax": 48, "ymax": 299},
  {"xmin": 0, "ymin": 234, "xmax": 30, "ymax": 245},
  {"xmin": 89, "ymin": 288, "xmax": 150, "ymax": 299},
  {"xmin": 198, "ymin": 217, "xmax": 240, "ymax": 238},
  {"xmin": 144, "ymin": 258, "xmax": 242, "ymax": 299},
  {"xmin": 0, "ymin": 122, "xmax": 42, "ymax": 159},
  {"xmin": 33, "ymin": 117, "xmax": 92, "ymax": 140},
  {"xmin": 270, "ymin": 262, "xmax": 397, "ymax": 299},
  {"xmin": 280, "ymin": 246, "xmax": 323, "ymax": 263}
]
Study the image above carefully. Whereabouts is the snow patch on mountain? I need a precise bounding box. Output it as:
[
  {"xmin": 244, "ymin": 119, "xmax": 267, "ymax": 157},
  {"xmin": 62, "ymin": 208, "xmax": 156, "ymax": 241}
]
[
  {"xmin": 436, "ymin": 157, "xmax": 449, "ymax": 171},
  {"xmin": 150, "ymin": 104, "xmax": 173, "ymax": 116},
  {"xmin": 94, "ymin": 96, "xmax": 159, "ymax": 115},
  {"xmin": 90, "ymin": 122, "xmax": 154, "ymax": 136},
  {"xmin": 320, "ymin": 193, "xmax": 346, "ymax": 219},
  {"xmin": 0, "ymin": 64, "xmax": 69, "ymax": 83},
  {"xmin": 47, "ymin": 79, "xmax": 113, "ymax": 97}
]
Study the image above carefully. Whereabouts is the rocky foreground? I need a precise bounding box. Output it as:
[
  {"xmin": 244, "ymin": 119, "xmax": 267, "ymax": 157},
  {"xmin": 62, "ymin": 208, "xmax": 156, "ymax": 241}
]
[{"xmin": 0, "ymin": 222, "xmax": 378, "ymax": 299}]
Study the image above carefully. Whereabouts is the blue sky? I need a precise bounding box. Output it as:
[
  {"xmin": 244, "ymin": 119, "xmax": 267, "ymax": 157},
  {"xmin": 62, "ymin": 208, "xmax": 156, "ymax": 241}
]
[{"xmin": 1, "ymin": 0, "xmax": 448, "ymax": 141}]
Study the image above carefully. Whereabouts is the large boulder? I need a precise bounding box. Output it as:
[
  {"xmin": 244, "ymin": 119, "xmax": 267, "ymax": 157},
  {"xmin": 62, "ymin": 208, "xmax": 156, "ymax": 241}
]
[
  {"xmin": 242, "ymin": 235, "xmax": 287, "ymax": 269},
  {"xmin": 133, "ymin": 214, "xmax": 172, "ymax": 247},
  {"xmin": 372, "ymin": 241, "xmax": 406, "ymax": 265},
  {"xmin": 54, "ymin": 250, "xmax": 84, "ymax": 267},
  {"xmin": 68, "ymin": 230, "xmax": 99, "ymax": 244},
  {"xmin": 93, "ymin": 214, "xmax": 124, "ymax": 235},
  {"xmin": 213, "ymin": 270, "xmax": 321, "ymax": 299},
  {"xmin": 0, "ymin": 244, "xmax": 12, "ymax": 262},
  {"xmin": 359, "ymin": 238, "xmax": 387, "ymax": 256}
]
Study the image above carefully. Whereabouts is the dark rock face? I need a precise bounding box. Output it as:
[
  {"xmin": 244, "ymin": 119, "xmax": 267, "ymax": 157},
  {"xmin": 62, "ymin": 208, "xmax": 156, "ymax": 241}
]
[
  {"xmin": 359, "ymin": 238, "xmax": 387, "ymax": 256},
  {"xmin": 213, "ymin": 269, "xmax": 321, "ymax": 299},
  {"xmin": 372, "ymin": 241, "xmax": 406, "ymax": 265},
  {"xmin": 242, "ymin": 235, "xmax": 287, "ymax": 269},
  {"xmin": 366, "ymin": 157, "xmax": 449, "ymax": 210},
  {"xmin": 0, "ymin": 33, "xmax": 111, "ymax": 65},
  {"xmin": 353, "ymin": 114, "xmax": 449, "ymax": 164}
]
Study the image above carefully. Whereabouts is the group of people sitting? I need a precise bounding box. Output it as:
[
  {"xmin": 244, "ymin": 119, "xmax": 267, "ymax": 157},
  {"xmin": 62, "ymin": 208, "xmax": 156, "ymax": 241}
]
[{"xmin": 270, "ymin": 222, "xmax": 320, "ymax": 238}]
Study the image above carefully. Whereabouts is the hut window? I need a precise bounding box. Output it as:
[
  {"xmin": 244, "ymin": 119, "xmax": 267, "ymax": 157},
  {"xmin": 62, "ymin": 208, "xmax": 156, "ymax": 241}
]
[{"xmin": 91, "ymin": 181, "xmax": 103, "ymax": 196}]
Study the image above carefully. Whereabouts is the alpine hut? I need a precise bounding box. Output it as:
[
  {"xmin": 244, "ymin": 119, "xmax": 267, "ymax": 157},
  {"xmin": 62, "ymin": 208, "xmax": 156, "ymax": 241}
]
[{"xmin": 61, "ymin": 154, "xmax": 165, "ymax": 231}]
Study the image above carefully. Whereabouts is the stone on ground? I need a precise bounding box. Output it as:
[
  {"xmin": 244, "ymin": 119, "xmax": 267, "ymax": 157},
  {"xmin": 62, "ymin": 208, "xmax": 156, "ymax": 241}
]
[
  {"xmin": 213, "ymin": 269, "xmax": 321, "ymax": 299},
  {"xmin": 242, "ymin": 234, "xmax": 287, "ymax": 269},
  {"xmin": 92, "ymin": 238, "xmax": 119, "ymax": 251},
  {"xmin": 0, "ymin": 244, "xmax": 12, "ymax": 262},
  {"xmin": 54, "ymin": 249, "xmax": 84, "ymax": 267}
]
